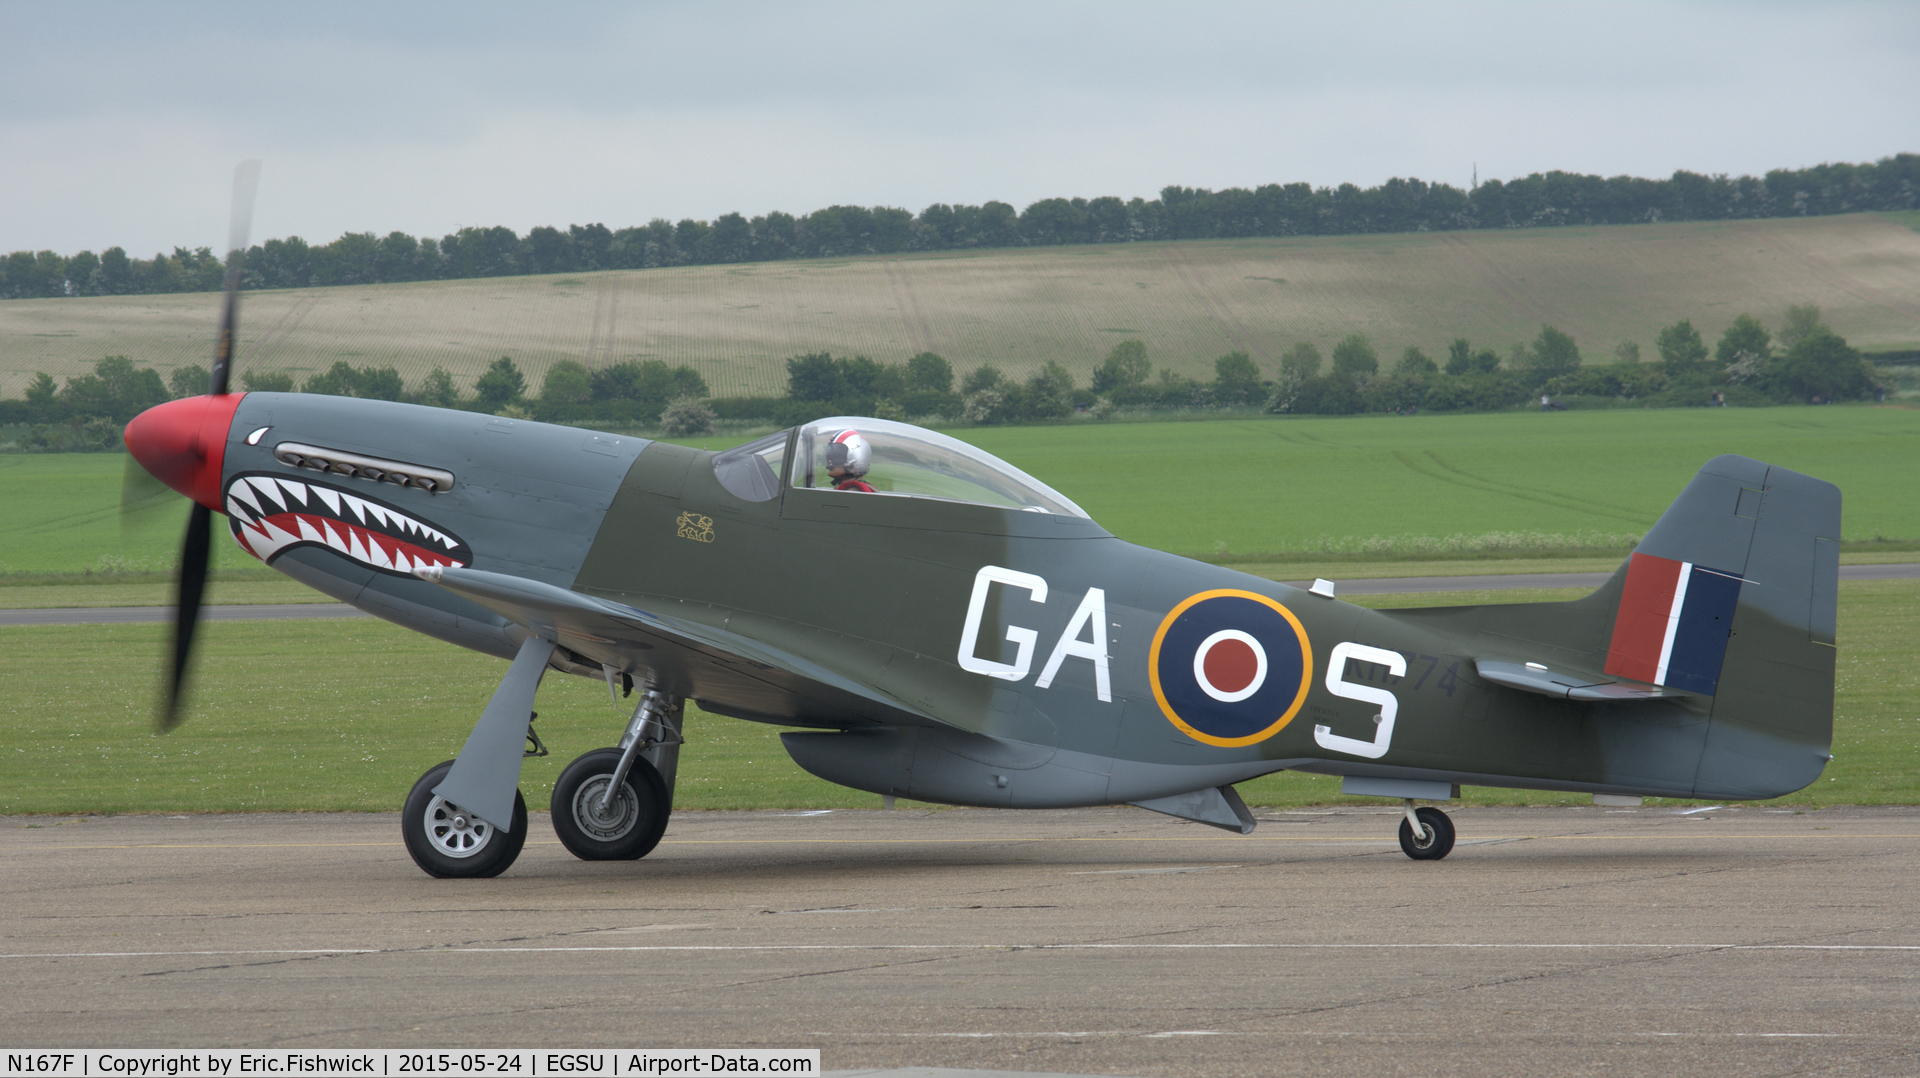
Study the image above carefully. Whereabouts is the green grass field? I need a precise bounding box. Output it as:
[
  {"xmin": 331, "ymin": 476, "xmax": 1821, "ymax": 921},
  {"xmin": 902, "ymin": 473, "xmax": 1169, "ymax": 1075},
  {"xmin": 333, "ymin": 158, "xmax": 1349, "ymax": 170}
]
[
  {"xmin": 4, "ymin": 407, "xmax": 1917, "ymax": 576},
  {"xmin": 5, "ymin": 213, "xmax": 1918, "ymax": 401},
  {"xmin": 0, "ymin": 453, "xmax": 259, "ymax": 577},
  {"xmin": 963, "ymin": 406, "xmax": 1920, "ymax": 557},
  {"xmin": 2, "ymin": 580, "xmax": 1907, "ymax": 816}
]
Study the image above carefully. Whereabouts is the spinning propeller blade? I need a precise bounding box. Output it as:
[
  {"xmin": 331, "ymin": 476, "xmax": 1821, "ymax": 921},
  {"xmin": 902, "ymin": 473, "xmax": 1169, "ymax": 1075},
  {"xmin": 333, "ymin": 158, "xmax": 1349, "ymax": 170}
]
[
  {"xmin": 119, "ymin": 452, "xmax": 175, "ymax": 528},
  {"xmin": 150, "ymin": 160, "xmax": 260, "ymax": 731},
  {"xmin": 160, "ymin": 503, "xmax": 213, "ymax": 731},
  {"xmin": 210, "ymin": 159, "xmax": 259, "ymax": 397}
]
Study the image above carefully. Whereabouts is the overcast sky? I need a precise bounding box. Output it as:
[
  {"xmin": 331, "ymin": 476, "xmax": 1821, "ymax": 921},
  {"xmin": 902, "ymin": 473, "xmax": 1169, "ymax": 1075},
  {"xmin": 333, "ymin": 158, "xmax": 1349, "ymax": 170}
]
[{"xmin": 5, "ymin": 1, "xmax": 1917, "ymax": 257}]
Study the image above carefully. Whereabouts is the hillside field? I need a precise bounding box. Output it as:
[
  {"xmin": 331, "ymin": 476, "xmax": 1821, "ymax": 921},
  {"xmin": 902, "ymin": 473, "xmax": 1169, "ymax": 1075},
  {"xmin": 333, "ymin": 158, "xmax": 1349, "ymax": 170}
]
[
  {"xmin": 3, "ymin": 407, "xmax": 1916, "ymax": 576},
  {"xmin": 4, "ymin": 213, "xmax": 1919, "ymax": 402}
]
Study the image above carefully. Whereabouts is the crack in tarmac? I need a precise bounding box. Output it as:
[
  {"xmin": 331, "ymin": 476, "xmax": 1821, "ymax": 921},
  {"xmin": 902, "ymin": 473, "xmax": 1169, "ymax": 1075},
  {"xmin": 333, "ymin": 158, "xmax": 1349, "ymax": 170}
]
[{"xmin": 709, "ymin": 952, "xmax": 962, "ymax": 991}]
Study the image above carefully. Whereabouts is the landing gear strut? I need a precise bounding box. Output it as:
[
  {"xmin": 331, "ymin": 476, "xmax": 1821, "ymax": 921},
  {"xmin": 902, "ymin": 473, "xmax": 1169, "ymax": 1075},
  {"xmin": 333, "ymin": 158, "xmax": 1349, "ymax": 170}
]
[
  {"xmin": 551, "ymin": 750, "xmax": 670, "ymax": 859},
  {"xmin": 1397, "ymin": 799, "xmax": 1455, "ymax": 860},
  {"xmin": 397, "ymin": 638, "xmax": 683, "ymax": 877},
  {"xmin": 552, "ymin": 688, "xmax": 681, "ymax": 861}
]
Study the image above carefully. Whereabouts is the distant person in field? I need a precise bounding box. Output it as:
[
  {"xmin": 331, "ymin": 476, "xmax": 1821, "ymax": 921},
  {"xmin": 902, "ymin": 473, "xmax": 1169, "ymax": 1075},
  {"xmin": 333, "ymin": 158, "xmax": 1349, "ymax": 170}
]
[{"xmin": 825, "ymin": 429, "xmax": 875, "ymax": 492}]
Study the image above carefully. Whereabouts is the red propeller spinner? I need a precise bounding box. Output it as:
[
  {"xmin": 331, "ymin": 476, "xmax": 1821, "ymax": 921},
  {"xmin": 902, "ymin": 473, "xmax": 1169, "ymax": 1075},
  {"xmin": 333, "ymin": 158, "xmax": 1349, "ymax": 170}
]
[{"xmin": 123, "ymin": 393, "xmax": 245, "ymax": 512}]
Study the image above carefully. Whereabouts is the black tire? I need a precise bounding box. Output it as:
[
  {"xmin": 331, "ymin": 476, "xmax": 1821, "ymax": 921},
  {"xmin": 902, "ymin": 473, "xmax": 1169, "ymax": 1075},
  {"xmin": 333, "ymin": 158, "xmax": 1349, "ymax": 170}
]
[
  {"xmin": 401, "ymin": 760, "xmax": 529, "ymax": 878},
  {"xmin": 550, "ymin": 748, "xmax": 671, "ymax": 861},
  {"xmin": 1398, "ymin": 806, "xmax": 1456, "ymax": 861}
]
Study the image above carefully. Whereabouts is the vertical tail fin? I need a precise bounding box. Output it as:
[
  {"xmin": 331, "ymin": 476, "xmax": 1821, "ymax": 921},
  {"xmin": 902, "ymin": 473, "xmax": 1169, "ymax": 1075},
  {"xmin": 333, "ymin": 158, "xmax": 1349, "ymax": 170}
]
[{"xmin": 1612, "ymin": 454, "xmax": 1840, "ymax": 797}]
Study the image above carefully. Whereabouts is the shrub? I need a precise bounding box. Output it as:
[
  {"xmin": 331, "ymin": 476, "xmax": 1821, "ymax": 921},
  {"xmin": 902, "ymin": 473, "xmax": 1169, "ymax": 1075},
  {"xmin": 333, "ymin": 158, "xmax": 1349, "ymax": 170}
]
[
  {"xmin": 1023, "ymin": 361, "xmax": 1076, "ymax": 419},
  {"xmin": 474, "ymin": 356, "xmax": 526, "ymax": 408},
  {"xmin": 906, "ymin": 352, "xmax": 954, "ymax": 393},
  {"xmin": 1212, "ymin": 351, "xmax": 1264, "ymax": 404},
  {"xmin": 1330, "ymin": 335, "xmax": 1378, "ymax": 376},
  {"xmin": 541, "ymin": 360, "xmax": 593, "ymax": 407},
  {"xmin": 1293, "ymin": 374, "xmax": 1363, "ymax": 415},
  {"xmin": 1265, "ymin": 368, "xmax": 1304, "ymax": 413},
  {"xmin": 241, "ymin": 370, "xmax": 295, "ymax": 393},
  {"xmin": 900, "ymin": 389, "xmax": 962, "ymax": 417},
  {"xmin": 659, "ymin": 396, "xmax": 716, "ymax": 436},
  {"xmin": 961, "ymin": 364, "xmax": 1004, "ymax": 394},
  {"xmin": 1773, "ymin": 329, "xmax": 1873, "ymax": 402},
  {"xmin": 963, "ymin": 388, "xmax": 1010, "ymax": 425},
  {"xmin": 415, "ymin": 367, "xmax": 459, "ymax": 408},
  {"xmin": 169, "ymin": 365, "xmax": 210, "ymax": 398},
  {"xmin": 1528, "ymin": 325, "xmax": 1582, "ymax": 380},
  {"xmin": 1090, "ymin": 340, "xmax": 1150, "ymax": 394},
  {"xmin": 1279, "ymin": 341, "xmax": 1323, "ymax": 379},
  {"xmin": 1396, "ymin": 347, "xmax": 1438, "ymax": 375}
]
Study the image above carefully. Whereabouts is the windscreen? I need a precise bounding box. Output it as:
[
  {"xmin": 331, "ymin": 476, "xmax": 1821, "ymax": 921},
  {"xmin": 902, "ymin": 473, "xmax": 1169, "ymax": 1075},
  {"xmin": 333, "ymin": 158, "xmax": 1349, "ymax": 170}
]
[{"xmin": 711, "ymin": 429, "xmax": 788, "ymax": 502}]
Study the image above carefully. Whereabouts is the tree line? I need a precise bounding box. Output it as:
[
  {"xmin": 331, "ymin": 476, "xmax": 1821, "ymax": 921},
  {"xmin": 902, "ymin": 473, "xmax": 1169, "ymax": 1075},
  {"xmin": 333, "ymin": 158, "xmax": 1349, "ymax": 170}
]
[
  {"xmin": 0, "ymin": 354, "xmax": 713, "ymax": 450},
  {"xmin": 1265, "ymin": 304, "xmax": 1878, "ymax": 417},
  {"xmin": 0, "ymin": 304, "xmax": 1883, "ymax": 452},
  {"xmin": 4, "ymin": 155, "xmax": 1916, "ymax": 299},
  {"xmin": 690, "ymin": 303, "xmax": 1881, "ymax": 426}
]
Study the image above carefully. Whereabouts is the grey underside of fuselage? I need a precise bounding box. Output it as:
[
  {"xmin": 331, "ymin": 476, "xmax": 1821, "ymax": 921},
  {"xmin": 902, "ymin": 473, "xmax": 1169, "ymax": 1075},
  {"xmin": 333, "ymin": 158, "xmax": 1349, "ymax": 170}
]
[{"xmin": 780, "ymin": 723, "xmax": 1310, "ymax": 809}]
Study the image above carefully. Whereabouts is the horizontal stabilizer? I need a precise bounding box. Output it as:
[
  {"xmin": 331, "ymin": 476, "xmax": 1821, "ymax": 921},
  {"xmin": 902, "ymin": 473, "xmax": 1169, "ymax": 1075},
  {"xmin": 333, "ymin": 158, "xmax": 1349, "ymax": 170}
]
[{"xmin": 1476, "ymin": 660, "xmax": 1685, "ymax": 702}]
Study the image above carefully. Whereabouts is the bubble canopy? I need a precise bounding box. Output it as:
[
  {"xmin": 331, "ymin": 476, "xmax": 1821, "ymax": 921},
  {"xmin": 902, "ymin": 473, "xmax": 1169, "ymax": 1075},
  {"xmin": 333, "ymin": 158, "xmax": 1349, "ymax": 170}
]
[{"xmin": 711, "ymin": 416, "xmax": 1090, "ymax": 519}]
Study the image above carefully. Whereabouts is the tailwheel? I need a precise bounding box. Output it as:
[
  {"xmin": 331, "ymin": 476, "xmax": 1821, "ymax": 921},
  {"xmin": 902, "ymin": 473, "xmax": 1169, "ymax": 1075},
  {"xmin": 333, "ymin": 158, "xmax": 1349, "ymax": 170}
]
[
  {"xmin": 551, "ymin": 748, "xmax": 671, "ymax": 861},
  {"xmin": 402, "ymin": 760, "xmax": 529, "ymax": 878},
  {"xmin": 1398, "ymin": 804, "xmax": 1456, "ymax": 861}
]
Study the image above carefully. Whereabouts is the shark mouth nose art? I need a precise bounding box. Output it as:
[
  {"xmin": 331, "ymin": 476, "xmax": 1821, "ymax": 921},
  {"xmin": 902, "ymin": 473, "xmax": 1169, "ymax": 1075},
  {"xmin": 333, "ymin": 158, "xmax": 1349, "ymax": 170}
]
[{"xmin": 225, "ymin": 472, "xmax": 471, "ymax": 575}]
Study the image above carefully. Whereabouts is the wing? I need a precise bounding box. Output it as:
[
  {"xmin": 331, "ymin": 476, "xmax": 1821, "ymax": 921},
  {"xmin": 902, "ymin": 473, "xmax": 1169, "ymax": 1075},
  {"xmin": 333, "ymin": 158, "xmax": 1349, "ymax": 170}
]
[{"xmin": 418, "ymin": 566, "xmax": 940, "ymax": 729}]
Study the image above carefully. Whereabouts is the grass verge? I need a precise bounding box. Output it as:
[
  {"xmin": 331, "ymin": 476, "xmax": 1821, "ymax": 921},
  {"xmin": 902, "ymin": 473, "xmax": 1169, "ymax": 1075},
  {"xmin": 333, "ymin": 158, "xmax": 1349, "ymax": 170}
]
[
  {"xmin": 0, "ymin": 577, "xmax": 331, "ymax": 609},
  {"xmin": 2, "ymin": 581, "xmax": 1910, "ymax": 816}
]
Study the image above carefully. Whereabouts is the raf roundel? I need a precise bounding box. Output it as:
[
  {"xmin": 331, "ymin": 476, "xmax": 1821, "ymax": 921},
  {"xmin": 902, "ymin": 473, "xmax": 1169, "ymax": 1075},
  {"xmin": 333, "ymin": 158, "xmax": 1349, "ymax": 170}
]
[{"xmin": 1149, "ymin": 589, "xmax": 1313, "ymax": 747}]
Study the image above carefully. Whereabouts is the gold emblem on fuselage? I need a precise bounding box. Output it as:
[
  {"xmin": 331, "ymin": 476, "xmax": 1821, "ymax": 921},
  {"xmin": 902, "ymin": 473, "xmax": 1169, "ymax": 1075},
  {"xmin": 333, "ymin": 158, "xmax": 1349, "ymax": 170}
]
[{"xmin": 676, "ymin": 511, "xmax": 715, "ymax": 543}]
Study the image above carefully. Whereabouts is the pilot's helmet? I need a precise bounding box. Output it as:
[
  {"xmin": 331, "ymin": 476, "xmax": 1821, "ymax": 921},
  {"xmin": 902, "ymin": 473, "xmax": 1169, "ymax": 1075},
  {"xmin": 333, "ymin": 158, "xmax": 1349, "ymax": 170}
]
[{"xmin": 824, "ymin": 429, "xmax": 871, "ymax": 477}]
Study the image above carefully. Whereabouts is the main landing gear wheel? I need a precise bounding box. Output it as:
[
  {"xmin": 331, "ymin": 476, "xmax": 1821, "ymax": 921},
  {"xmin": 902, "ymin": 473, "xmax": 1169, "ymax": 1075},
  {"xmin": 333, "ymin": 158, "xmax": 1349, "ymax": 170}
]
[
  {"xmin": 551, "ymin": 748, "xmax": 671, "ymax": 861},
  {"xmin": 1398, "ymin": 806, "xmax": 1456, "ymax": 861},
  {"xmin": 402, "ymin": 760, "xmax": 529, "ymax": 878}
]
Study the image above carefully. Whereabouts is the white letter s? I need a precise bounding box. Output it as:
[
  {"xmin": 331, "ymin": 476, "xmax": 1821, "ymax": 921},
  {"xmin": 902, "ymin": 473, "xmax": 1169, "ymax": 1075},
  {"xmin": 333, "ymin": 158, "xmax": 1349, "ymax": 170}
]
[{"xmin": 1315, "ymin": 642, "xmax": 1405, "ymax": 759}]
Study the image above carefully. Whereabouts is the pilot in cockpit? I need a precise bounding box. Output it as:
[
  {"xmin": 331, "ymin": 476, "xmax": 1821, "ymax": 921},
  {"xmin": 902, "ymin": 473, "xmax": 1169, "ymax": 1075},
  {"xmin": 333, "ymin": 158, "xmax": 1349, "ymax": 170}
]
[{"xmin": 825, "ymin": 428, "xmax": 876, "ymax": 492}]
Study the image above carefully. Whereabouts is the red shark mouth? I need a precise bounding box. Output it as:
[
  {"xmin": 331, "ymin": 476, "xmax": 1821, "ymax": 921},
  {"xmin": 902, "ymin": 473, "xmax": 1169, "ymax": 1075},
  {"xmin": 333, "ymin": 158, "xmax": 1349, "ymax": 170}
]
[{"xmin": 225, "ymin": 472, "xmax": 471, "ymax": 575}]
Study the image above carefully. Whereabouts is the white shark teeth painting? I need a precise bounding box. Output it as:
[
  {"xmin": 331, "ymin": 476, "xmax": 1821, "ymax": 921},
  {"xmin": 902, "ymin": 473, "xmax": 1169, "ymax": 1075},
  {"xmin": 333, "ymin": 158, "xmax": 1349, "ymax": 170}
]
[{"xmin": 225, "ymin": 473, "xmax": 471, "ymax": 575}]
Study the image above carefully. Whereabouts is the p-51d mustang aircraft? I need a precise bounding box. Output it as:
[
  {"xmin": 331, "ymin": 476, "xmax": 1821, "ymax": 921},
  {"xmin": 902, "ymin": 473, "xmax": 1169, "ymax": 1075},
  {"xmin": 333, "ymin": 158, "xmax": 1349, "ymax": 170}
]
[
  {"xmin": 120, "ymin": 169, "xmax": 1840, "ymax": 878},
  {"xmin": 125, "ymin": 392, "xmax": 1841, "ymax": 878}
]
